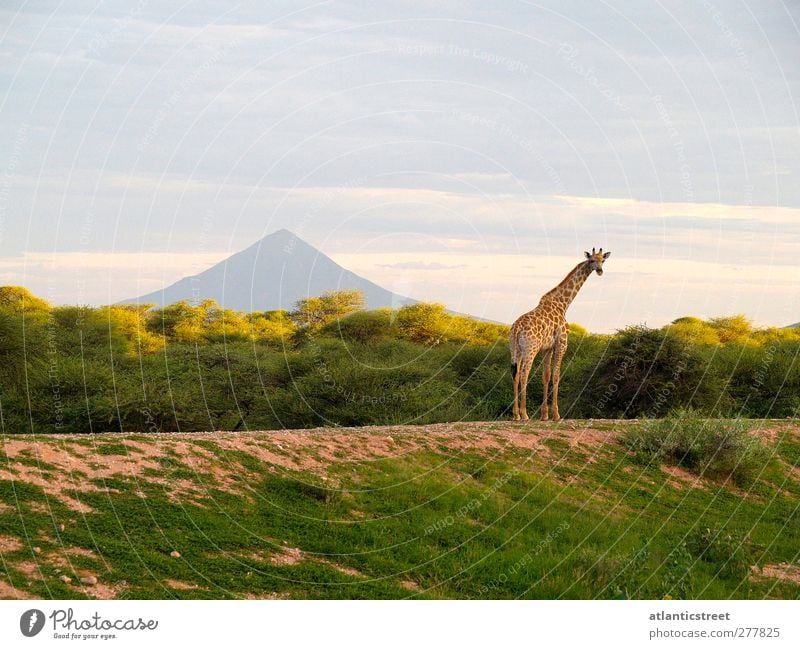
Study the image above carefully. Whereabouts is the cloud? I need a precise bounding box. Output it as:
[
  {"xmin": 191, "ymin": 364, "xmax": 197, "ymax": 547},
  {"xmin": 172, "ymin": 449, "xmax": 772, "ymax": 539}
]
[
  {"xmin": 0, "ymin": 251, "xmax": 229, "ymax": 306},
  {"xmin": 378, "ymin": 261, "xmax": 467, "ymax": 270},
  {"xmin": 2, "ymin": 1, "xmax": 798, "ymax": 331},
  {"xmin": 333, "ymin": 250, "xmax": 800, "ymax": 332},
  {"xmin": 0, "ymin": 250, "xmax": 228, "ymax": 271},
  {"xmin": 557, "ymin": 195, "xmax": 800, "ymax": 225}
]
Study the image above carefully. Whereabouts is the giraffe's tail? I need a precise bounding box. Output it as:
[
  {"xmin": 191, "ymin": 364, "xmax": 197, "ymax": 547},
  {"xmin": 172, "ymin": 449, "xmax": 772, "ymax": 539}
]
[{"xmin": 510, "ymin": 330, "xmax": 519, "ymax": 379}]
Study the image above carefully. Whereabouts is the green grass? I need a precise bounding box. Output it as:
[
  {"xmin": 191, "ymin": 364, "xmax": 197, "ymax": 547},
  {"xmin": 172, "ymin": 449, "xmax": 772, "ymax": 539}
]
[{"xmin": 0, "ymin": 420, "xmax": 798, "ymax": 600}]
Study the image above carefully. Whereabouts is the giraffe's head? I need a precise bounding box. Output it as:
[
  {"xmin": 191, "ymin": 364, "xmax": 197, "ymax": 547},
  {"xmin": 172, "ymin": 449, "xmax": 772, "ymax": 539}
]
[{"xmin": 584, "ymin": 247, "xmax": 611, "ymax": 276}]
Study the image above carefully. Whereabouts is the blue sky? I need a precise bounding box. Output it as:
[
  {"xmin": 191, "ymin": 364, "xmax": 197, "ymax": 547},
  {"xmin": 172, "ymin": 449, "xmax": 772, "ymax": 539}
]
[{"xmin": 1, "ymin": 1, "xmax": 798, "ymax": 331}]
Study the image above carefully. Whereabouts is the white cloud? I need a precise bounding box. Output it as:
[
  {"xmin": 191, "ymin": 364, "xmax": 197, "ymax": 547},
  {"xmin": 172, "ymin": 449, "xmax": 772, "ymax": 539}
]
[
  {"xmin": 332, "ymin": 251, "xmax": 800, "ymax": 331},
  {"xmin": 557, "ymin": 195, "xmax": 800, "ymax": 225},
  {"xmin": 0, "ymin": 250, "xmax": 228, "ymax": 271},
  {"xmin": 0, "ymin": 251, "xmax": 228, "ymax": 305},
  {"xmin": 2, "ymin": 1, "xmax": 798, "ymax": 330}
]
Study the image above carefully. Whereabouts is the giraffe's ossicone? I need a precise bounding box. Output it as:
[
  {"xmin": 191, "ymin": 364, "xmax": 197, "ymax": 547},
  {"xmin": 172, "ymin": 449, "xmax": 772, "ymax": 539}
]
[{"xmin": 510, "ymin": 248, "xmax": 611, "ymax": 421}]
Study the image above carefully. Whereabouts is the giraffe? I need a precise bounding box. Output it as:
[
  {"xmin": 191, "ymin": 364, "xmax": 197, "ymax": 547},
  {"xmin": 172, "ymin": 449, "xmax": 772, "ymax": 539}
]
[{"xmin": 510, "ymin": 247, "xmax": 611, "ymax": 421}]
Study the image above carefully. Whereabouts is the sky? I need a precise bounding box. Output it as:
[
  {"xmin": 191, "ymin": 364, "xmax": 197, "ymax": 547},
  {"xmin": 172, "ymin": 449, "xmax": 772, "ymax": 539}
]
[{"xmin": 1, "ymin": 0, "xmax": 799, "ymax": 332}]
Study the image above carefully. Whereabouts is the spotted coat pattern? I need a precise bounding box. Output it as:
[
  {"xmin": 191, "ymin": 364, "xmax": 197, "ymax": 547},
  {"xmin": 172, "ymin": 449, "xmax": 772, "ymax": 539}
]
[{"xmin": 510, "ymin": 249, "xmax": 610, "ymax": 421}]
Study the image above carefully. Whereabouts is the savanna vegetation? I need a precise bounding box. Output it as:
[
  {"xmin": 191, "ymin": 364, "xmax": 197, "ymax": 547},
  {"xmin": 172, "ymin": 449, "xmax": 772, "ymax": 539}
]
[
  {"xmin": 1, "ymin": 285, "xmax": 799, "ymax": 600},
  {"xmin": 0, "ymin": 285, "xmax": 799, "ymax": 435}
]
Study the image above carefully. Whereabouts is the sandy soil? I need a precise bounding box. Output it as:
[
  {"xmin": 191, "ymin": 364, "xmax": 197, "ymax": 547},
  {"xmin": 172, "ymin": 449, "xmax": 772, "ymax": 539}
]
[
  {"xmin": 0, "ymin": 420, "xmax": 623, "ymax": 514},
  {"xmin": 1, "ymin": 419, "xmax": 796, "ymax": 513}
]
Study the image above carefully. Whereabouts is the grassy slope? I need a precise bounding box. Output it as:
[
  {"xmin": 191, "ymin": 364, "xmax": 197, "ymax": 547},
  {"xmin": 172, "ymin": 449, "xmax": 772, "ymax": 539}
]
[{"xmin": 0, "ymin": 420, "xmax": 798, "ymax": 600}]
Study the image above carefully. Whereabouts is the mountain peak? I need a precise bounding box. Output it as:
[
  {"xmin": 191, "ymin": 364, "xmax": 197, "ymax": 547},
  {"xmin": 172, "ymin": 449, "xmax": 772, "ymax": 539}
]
[
  {"xmin": 250, "ymin": 228, "xmax": 318, "ymax": 251},
  {"xmin": 245, "ymin": 227, "xmax": 297, "ymax": 248},
  {"xmin": 266, "ymin": 227, "xmax": 295, "ymax": 239},
  {"xmin": 122, "ymin": 231, "xmax": 415, "ymax": 312}
]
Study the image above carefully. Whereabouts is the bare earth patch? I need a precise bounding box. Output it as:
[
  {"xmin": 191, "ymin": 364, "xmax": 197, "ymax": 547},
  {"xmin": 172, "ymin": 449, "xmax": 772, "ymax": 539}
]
[
  {"xmin": 570, "ymin": 427, "xmax": 617, "ymax": 448},
  {"xmin": 13, "ymin": 560, "xmax": 44, "ymax": 580},
  {"xmin": 269, "ymin": 546, "xmax": 304, "ymax": 566},
  {"xmin": 319, "ymin": 560, "xmax": 364, "ymax": 578},
  {"xmin": 164, "ymin": 579, "xmax": 200, "ymax": 590},
  {"xmin": 241, "ymin": 591, "xmax": 290, "ymax": 600},
  {"xmin": 751, "ymin": 563, "xmax": 800, "ymax": 585},
  {"xmin": 752, "ymin": 425, "xmax": 799, "ymax": 444},
  {"xmin": 81, "ymin": 584, "xmax": 118, "ymax": 599},
  {"xmin": 660, "ymin": 464, "xmax": 706, "ymax": 490},
  {"xmin": 0, "ymin": 579, "xmax": 37, "ymax": 599},
  {"xmin": 658, "ymin": 463, "xmax": 755, "ymax": 498},
  {"xmin": 3, "ymin": 543, "xmax": 116, "ymax": 598},
  {"xmin": 66, "ymin": 546, "xmax": 101, "ymax": 560},
  {"xmin": 45, "ymin": 546, "xmax": 109, "ymax": 573},
  {"xmin": 239, "ymin": 544, "xmax": 365, "ymax": 579},
  {"xmin": 0, "ymin": 535, "xmax": 23, "ymax": 553}
]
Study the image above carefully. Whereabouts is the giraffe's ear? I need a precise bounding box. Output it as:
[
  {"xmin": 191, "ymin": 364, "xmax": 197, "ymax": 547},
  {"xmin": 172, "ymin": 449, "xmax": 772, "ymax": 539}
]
[
  {"xmin": 603, "ymin": 251, "xmax": 611, "ymax": 259},
  {"xmin": 584, "ymin": 251, "xmax": 591, "ymax": 259}
]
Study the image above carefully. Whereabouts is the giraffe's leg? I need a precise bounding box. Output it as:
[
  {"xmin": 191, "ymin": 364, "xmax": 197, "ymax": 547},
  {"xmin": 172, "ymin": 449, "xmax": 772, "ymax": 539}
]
[
  {"xmin": 551, "ymin": 331, "xmax": 568, "ymax": 422},
  {"xmin": 512, "ymin": 361, "xmax": 521, "ymax": 421},
  {"xmin": 511, "ymin": 332, "xmax": 521, "ymax": 421},
  {"xmin": 540, "ymin": 349, "xmax": 553, "ymax": 421},
  {"xmin": 519, "ymin": 353, "xmax": 536, "ymax": 421}
]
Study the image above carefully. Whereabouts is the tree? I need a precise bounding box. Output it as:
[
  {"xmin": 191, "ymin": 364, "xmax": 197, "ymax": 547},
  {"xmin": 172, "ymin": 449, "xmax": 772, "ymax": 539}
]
[
  {"xmin": 0, "ymin": 289, "xmax": 49, "ymax": 386},
  {"xmin": 395, "ymin": 302, "xmax": 450, "ymax": 345},
  {"xmin": 665, "ymin": 316, "xmax": 719, "ymax": 345},
  {"xmin": 50, "ymin": 306, "xmax": 129, "ymax": 357},
  {"xmin": 569, "ymin": 323, "xmax": 589, "ymax": 337},
  {"xmin": 198, "ymin": 300, "xmax": 249, "ymax": 343},
  {"xmin": 0, "ymin": 286, "xmax": 50, "ymax": 313},
  {"xmin": 146, "ymin": 299, "xmax": 255, "ymax": 344},
  {"xmin": 246, "ymin": 310, "xmax": 295, "ymax": 343},
  {"xmin": 146, "ymin": 300, "xmax": 206, "ymax": 343},
  {"xmin": 98, "ymin": 304, "xmax": 164, "ymax": 355},
  {"xmin": 708, "ymin": 314, "xmax": 753, "ymax": 344},
  {"xmin": 290, "ymin": 290, "xmax": 365, "ymax": 329}
]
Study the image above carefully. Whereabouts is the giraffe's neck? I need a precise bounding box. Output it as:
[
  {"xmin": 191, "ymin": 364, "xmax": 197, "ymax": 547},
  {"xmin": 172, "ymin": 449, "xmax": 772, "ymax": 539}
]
[{"xmin": 539, "ymin": 261, "xmax": 593, "ymax": 313}]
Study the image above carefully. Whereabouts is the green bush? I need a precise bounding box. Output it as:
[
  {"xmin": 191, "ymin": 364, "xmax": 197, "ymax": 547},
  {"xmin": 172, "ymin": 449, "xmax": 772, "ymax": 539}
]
[
  {"xmin": 320, "ymin": 309, "xmax": 394, "ymax": 344},
  {"xmin": 2, "ymin": 283, "xmax": 799, "ymax": 434},
  {"xmin": 573, "ymin": 547, "xmax": 650, "ymax": 599},
  {"xmin": 553, "ymin": 332, "xmax": 613, "ymax": 418},
  {"xmin": 0, "ymin": 310, "xmax": 36, "ymax": 384},
  {"xmin": 660, "ymin": 543, "xmax": 695, "ymax": 598},
  {"xmin": 579, "ymin": 326, "xmax": 725, "ymax": 418},
  {"xmin": 287, "ymin": 339, "xmax": 468, "ymax": 426},
  {"xmin": 716, "ymin": 342, "xmax": 800, "ymax": 418},
  {"xmin": 623, "ymin": 409, "xmax": 771, "ymax": 486}
]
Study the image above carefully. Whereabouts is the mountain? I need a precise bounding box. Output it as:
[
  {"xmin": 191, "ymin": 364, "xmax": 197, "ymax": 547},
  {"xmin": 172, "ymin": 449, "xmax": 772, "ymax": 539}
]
[{"xmin": 122, "ymin": 229, "xmax": 416, "ymax": 312}]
